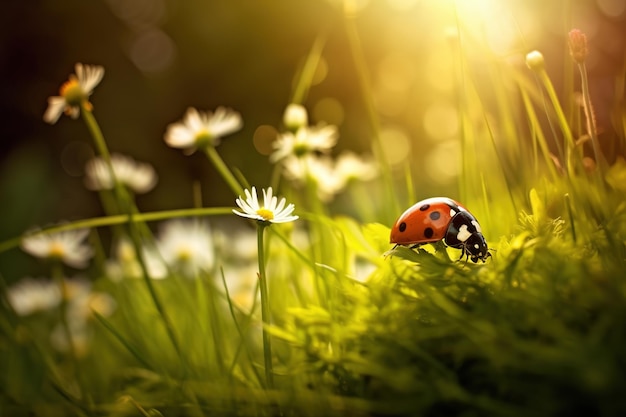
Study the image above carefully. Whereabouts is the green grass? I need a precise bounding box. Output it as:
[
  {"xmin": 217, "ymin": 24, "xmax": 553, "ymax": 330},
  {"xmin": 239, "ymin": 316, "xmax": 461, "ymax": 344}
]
[{"xmin": 2, "ymin": 4, "xmax": 626, "ymax": 417}]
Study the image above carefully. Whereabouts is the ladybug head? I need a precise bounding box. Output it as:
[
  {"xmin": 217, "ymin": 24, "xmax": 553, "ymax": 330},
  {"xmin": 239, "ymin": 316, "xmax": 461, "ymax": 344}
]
[{"xmin": 464, "ymin": 233, "xmax": 491, "ymax": 263}]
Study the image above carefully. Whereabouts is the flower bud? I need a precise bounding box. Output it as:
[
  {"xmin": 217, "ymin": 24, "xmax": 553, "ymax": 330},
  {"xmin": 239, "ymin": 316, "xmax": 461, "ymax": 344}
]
[
  {"xmin": 283, "ymin": 104, "xmax": 308, "ymax": 132},
  {"xmin": 525, "ymin": 50, "xmax": 545, "ymax": 72},
  {"xmin": 568, "ymin": 29, "xmax": 588, "ymax": 64}
]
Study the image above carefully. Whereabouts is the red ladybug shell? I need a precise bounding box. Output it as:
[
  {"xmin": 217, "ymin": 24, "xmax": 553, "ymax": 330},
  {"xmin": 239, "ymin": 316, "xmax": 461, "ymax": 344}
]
[{"xmin": 390, "ymin": 197, "xmax": 468, "ymax": 245}]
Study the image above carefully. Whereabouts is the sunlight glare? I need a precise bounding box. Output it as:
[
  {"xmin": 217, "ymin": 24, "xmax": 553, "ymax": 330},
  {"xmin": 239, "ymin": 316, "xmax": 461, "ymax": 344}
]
[
  {"xmin": 253, "ymin": 125, "xmax": 278, "ymax": 156},
  {"xmin": 313, "ymin": 97, "xmax": 345, "ymax": 126},
  {"xmin": 380, "ymin": 126, "xmax": 411, "ymax": 167}
]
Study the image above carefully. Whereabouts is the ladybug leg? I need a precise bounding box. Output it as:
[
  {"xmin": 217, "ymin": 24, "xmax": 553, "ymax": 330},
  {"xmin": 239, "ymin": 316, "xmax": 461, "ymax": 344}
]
[{"xmin": 458, "ymin": 246, "xmax": 471, "ymax": 264}]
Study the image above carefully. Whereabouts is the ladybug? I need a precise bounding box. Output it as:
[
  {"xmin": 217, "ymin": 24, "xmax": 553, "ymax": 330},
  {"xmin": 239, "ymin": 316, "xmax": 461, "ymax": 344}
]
[{"xmin": 390, "ymin": 197, "xmax": 491, "ymax": 263}]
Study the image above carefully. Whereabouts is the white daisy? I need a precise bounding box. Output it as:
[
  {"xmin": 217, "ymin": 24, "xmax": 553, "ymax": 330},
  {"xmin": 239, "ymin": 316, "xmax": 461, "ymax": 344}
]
[
  {"xmin": 164, "ymin": 107, "xmax": 243, "ymax": 153},
  {"xmin": 233, "ymin": 186, "xmax": 299, "ymax": 224},
  {"xmin": 156, "ymin": 219, "xmax": 215, "ymax": 276},
  {"xmin": 85, "ymin": 153, "xmax": 158, "ymax": 194},
  {"xmin": 49, "ymin": 278, "xmax": 116, "ymax": 356},
  {"xmin": 282, "ymin": 155, "xmax": 343, "ymax": 202},
  {"xmin": 21, "ymin": 228, "xmax": 93, "ymax": 268},
  {"xmin": 44, "ymin": 63, "xmax": 105, "ymax": 124},
  {"xmin": 283, "ymin": 103, "xmax": 308, "ymax": 132},
  {"xmin": 269, "ymin": 124, "xmax": 338, "ymax": 163},
  {"xmin": 105, "ymin": 238, "xmax": 167, "ymax": 281},
  {"xmin": 335, "ymin": 151, "xmax": 378, "ymax": 183},
  {"xmin": 6, "ymin": 277, "xmax": 61, "ymax": 316}
]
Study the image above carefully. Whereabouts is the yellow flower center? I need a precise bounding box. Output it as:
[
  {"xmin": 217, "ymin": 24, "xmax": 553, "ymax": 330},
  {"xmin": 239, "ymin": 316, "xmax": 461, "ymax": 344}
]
[
  {"xmin": 60, "ymin": 76, "xmax": 87, "ymax": 107},
  {"xmin": 176, "ymin": 246, "xmax": 193, "ymax": 262},
  {"xmin": 293, "ymin": 142, "xmax": 310, "ymax": 157},
  {"xmin": 195, "ymin": 130, "xmax": 214, "ymax": 149},
  {"xmin": 48, "ymin": 241, "xmax": 66, "ymax": 260},
  {"xmin": 256, "ymin": 208, "xmax": 274, "ymax": 221}
]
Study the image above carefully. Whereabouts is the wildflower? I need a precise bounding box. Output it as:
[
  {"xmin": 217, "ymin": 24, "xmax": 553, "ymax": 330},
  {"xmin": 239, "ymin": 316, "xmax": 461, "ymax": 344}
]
[
  {"xmin": 105, "ymin": 238, "xmax": 167, "ymax": 281},
  {"xmin": 6, "ymin": 277, "xmax": 61, "ymax": 316},
  {"xmin": 44, "ymin": 63, "xmax": 105, "ymax": 124},
  {"xmin": 525, "ymin": 50, "xmax": 545, "ymax": 72},
  {"xmin": 214, "ymin": 229, "xmax": 258, "ymax": 262},
  {"xmin": 85, "ymin": 153, "xmax": 158, "ymax": 194},
  {"xmin": 283, "ymin": 104, "xmax": 308, "ymax": 132},
  {"xmin": 164, "ymin": 107, "xmax": 243, "ymax": 154},
  {"xmin": 49, "ymin": 278, "xmax": 116, "ymax": 356},
  {"xmin": 283, "ymin": 155, "xmax": 342, "ymax": 201},
  {"xmin": 568, "ymin": 29, "xmax": 588, "ymax": 64},
  {"xmin": 335, "ymin": 151, "xmax": 378, "ymax": 183},
  {"xmin": 21, "ymin": 228, "xmax": 93, "ymax": 268},
  {"xmin": 65, "ymin": 279, "xmax": 117, "ymax": 320},
  {"xmin": 270, "ymin": 124, "xmax": 338, "ymax": 163},
  {"xmin": 156, "ymin": 219, "xmax": 215, "ymax": 275},
  {"xmin": 233, "ymin": 186, "xmax": 299, "ymax": 224}
]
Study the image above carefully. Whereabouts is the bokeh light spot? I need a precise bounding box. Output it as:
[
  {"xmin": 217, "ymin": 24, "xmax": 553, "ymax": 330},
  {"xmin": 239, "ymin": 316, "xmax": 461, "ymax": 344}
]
[
  {"xmin": 374, "ymin": 85, "xmax": 409, "ymax": 117},
  {"xmin": 424, "ymin": 140, "xmax": 460, "ymax": 185},
  {"xmin": 596, "ymin": 0, "xmax": 626, "ymax": 17},
  {"xmin": 253, "ymin": 125, "xmax": 278, "ymax": 156},
  {"xmin": 380, "ymin": 127, "xmax": 411, "ymax": 167},
  {"xmin": 311, "ymin": 57, "xmax": 329, "ymax": 86},
  {"xmin": 423, "ymin": 103, "xmax": 459, "ymax": 141},
  {"xmin": 425, "ymin": 48, "xmax": 455, "ymax": 93},
  {"xmin": 386, "ymin": 0, "xmax": 419, "ymax": 11},
  {"xmin": 105, "ymin": 0, "xmax": 166, "ymax": 28},
  {"xmin": 129, "ymin": 29, "xmax": 176, "ymax": 73},
  {"xmin": 378, "ymin": 52, "xmax": 416, "ymax": 92},
  {"xmin": 313, "ymin": 97, "xmax": 344, "ymax": 126}
]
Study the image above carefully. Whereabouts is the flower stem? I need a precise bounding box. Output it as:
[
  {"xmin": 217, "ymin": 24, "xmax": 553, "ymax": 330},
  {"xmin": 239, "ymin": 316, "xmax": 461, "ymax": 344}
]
[
  {"xmin": 256, "ymin": 223, "xmax": 274, "ymax": 389},
  {"xmin": 343, "ymin": 15, "xmax": 398, "ymax": 224},
  {"xmin": 51, "ymin": 262, "xmax": 89, "ymax": 405},
  {"xmin": 577, "ymin": 62, "xmax": 605, "ymax": 170},
  {"xmin": 0, "ymin": 208, "xmax": 234, "ymax": 255},
  {"xmin": 204, "ymin": 146, "xmax": 243, "ymax": 196},
  {"xmin": 80, "ymin": 107, "xmax": 185, "ymax": 371}
]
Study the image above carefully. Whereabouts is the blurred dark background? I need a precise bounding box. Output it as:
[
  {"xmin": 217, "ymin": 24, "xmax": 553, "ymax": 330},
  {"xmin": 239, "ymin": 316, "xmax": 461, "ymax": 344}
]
[{"xmin": 1, "ymin": 0, "xmax": 625, "ymax": 278}]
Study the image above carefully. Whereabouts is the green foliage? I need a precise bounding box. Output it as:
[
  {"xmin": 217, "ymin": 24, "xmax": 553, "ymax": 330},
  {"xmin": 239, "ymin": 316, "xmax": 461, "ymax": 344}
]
[{"xmin": 2, "ymin": 2, "xmax": 626, "ymax": 417}]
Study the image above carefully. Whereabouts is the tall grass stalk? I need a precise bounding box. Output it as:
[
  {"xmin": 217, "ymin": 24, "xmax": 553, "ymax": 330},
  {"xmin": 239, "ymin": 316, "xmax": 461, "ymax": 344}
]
[
  {"xmin": 81, "ymin": 106, "xmax": 186, "ymax": 372},
  {"xmin": 203, "ymin": 145, "xmax": 243, "ymax": 197},
  {"xmin": 343, "ymin": 15, "xmax": 398, "ymax": 224},
  {"xmin": 534, "ymin": 67, "xmax": 577, "ymax": 176},
  {"xmin": 256, "ymin": 223, "xmax": 274, "ymax": 389}
]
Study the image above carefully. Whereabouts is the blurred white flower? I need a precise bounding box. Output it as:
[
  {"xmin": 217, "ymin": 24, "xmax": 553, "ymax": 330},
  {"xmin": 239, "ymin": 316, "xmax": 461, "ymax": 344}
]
[
  {"xmin": 214, "ymin": 229, "xmax": 258, "ymax": 262},
  {"xmin": 233, "ymin": 186, "xmax": 299, "ymax": 224},
  {"xmin": 156, "ymin": 219, "xmax": 215, "ymax": 276},
  {"xmin": 270, "ymin": 124, "xmax": 338, "ymax": 163},
  {"xmin": 164, "ymin": 107, "xmax": 243, "ymax": 153},
  {"xmin": 49, "ymin": 278, "xmax": 116, "ymax": 356},
  {"xmin": 21, "ymin": 228, "xmax": 93, "ymax": 268},
  {"xmin": 282, "ymin": 152, "xmax": 378, "ymax": 202},
  {"xmin": 282, "ymin": 155, "xmax": 343, "ymax": 202},
  {"xmin": 44, "ymin": 63, "xmax": 105, "ymax": 124},
  {"xmin": 283, "ymin": 103, "xmax": 308, "ymax": 132},
  {"xmin": 221, "ymin": 263, "xmax": 258, "ymax": 312},
  {"xmin": 335, "ymin": 151, "xmax": 378, "ymax": 183},
  {"xmin": 6, "ymin": 277, "xmax": 61, "ymax": 316},
  {"xmin": 66, "ymin": 279, "xmax": 117, "ymax": 320},
  {"xmin": 105, "ymin": 238, "xmax": 167, "ymax": 281},
  {"xmin": 85, "ymin": 153, "xmax": 158, "ymax": 194}
]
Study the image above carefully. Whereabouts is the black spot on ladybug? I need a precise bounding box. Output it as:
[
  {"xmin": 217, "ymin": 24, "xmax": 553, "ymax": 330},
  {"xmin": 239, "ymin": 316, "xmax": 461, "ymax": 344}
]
[
  {"xmin": 429, "ymin": 211, "xmax": 440, "ymax": 221},
  {"xmin": 424, "ymin": 227, "xmax": 434, "ymax": 238},
  {"xmin": 419, "ymin": 204, "xmax": 430, "ymax": 211},
  {"xmin": 399, "ymin": 222, "xmax": 407, "ymax": 232}
]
